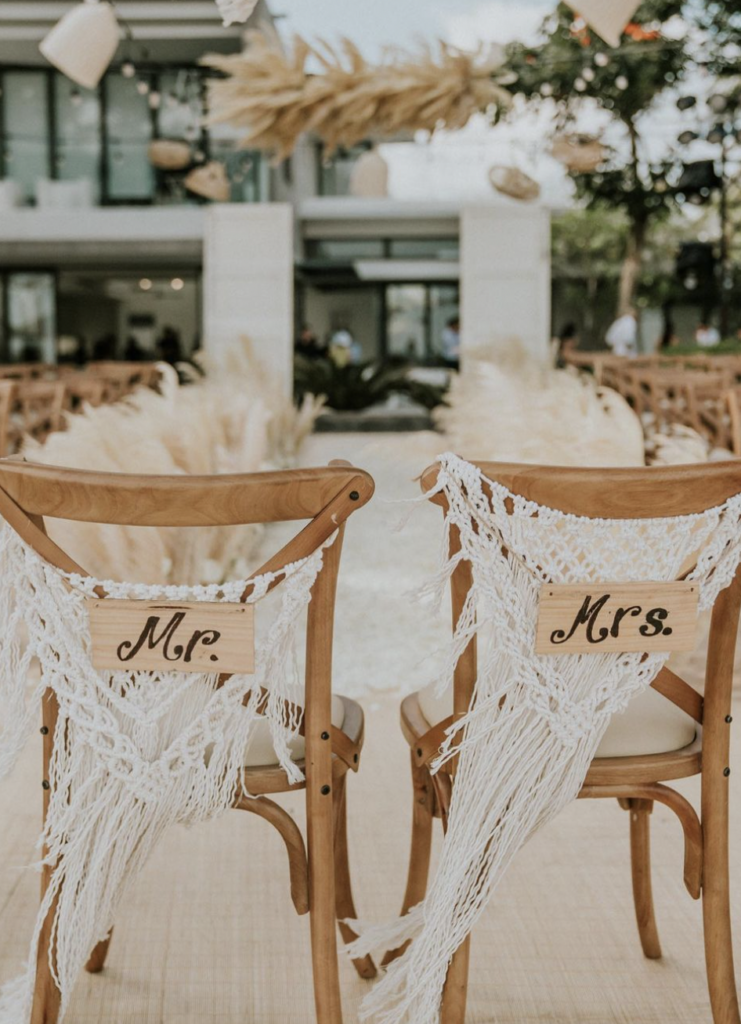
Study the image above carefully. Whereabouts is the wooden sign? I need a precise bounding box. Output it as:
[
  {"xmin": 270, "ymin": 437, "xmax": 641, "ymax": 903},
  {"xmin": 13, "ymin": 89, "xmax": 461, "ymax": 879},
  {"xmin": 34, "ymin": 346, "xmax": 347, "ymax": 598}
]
[
  {"xmin": 87, "ymin": 599, "xmax": 255, "ymax": 674},
  {"xmin": 535, "ymin": 582, "xmax": 698, "ymax": 656}
]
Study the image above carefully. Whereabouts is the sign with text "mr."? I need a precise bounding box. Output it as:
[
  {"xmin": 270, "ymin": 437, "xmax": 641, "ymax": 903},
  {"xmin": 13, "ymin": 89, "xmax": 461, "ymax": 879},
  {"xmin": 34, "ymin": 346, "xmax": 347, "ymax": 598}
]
[
  {"xmin": 87, "ymin": 600, "xmax": 255, "ymax": 674},
  {"xmin": 535, "ymin": 582, "xmax": 698, "ymax": 655}
]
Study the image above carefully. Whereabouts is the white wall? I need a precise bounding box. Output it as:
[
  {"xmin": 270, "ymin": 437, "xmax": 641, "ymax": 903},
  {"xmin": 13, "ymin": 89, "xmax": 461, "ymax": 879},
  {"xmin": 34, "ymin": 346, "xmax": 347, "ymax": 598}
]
[
  {"xmin": 202, "ymin": 204, "xmax": 294, "ymax": 395},
  {"xmin": 460, "ymin": 204, "xmax": 551, "ymax": 362}
]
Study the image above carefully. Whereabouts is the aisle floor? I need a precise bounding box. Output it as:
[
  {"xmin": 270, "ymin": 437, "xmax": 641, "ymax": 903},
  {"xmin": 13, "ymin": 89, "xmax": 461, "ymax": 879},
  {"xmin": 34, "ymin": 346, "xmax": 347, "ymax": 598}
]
[{"xmin": 1, "ymin": 433, "xmax": 739, "ymax": 1023}]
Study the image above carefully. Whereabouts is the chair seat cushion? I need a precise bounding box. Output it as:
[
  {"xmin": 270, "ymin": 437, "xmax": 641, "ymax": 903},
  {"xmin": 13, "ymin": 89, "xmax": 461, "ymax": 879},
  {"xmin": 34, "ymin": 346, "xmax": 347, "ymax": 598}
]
[
  {"xmin": 243, "ymin": 693, "xmax": 346, "ymax": 767},
  {"xmin": 417, "ymin": 682, "xmax": 697, "ymax": 758}
]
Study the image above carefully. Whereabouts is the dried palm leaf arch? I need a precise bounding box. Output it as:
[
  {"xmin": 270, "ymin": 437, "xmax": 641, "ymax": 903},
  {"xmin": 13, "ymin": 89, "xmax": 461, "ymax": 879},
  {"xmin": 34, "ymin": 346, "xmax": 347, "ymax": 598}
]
[{"xmin": 204, "ymin": 30, "xmax": 512, "ymax": 160}]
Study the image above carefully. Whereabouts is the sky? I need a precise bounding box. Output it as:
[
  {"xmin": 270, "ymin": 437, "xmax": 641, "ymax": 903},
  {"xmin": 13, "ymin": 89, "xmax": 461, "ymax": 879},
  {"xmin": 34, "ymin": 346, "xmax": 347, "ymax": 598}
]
[{"xmin": 272, "ymin": 0, "xmax": 552, "ymax": 55}]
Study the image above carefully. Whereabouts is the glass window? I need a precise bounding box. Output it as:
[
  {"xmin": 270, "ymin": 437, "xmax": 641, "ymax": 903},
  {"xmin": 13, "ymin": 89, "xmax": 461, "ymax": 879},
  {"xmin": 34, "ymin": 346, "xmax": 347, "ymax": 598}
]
[
  {"xmin": 7, "ymin": 273, "xmax": 56, "ymax": 363},
  {"xmin": 306, "ymin": 239, "xmax": 386, "ymax": 261},
  {"xmin": 4, "ymin": 72, "xmax": 50, "ymax": 202},
  {"xmin": 429, "ymin": 285, "xmax": 460, "ymax": 360},
  {"xmin": 389, "ymin": 238, "xmax": 460, "ymax": 260},
  {"xmin": 54, "ymin": 76, "xmax": 101, "ymax": 202},
  {"xmin": 386, "ymin": 284, "xmax": 428, "ymax": 362},
  {"xmin": 104, "ymin": 73, "xmax": 155, "ymax": 201}
]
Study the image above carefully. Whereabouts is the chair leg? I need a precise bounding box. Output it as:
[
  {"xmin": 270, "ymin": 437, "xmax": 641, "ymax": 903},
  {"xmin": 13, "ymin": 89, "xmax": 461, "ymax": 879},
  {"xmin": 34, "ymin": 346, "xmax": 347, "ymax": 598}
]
[
  {"xmin": 702, "ymin": 799, "xmax": 741, "ymax": 1023},
  {"xmin": 30, "ymin": 867, "xmax": 62, "ymax": 1024},
  {"xmin": 307, "ymin": 777, "xmax": 343, "ymax": 1024},
  {"xmin": 381, "ymin": 753, "xmax": 436, "ymax": 967},
  {"xmin": 625, "ymin": 798, "xmax": 662, "ymax": 960},
  {"xmin": 440, "ymin": 935, "xmax": 471, "ymax": 1024},
  {"xmin": 332, "ymin": 772, "xmax": 377, "ymax": 980},
  {"xmin": 85, "ymin": 930, "xmax": 114, "ymax": 975}
]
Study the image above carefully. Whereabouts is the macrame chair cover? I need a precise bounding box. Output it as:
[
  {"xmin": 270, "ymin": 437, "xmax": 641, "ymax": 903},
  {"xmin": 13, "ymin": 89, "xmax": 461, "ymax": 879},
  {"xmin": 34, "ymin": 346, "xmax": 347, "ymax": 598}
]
[
  {"xmin": 0, "ymin": 461, "xmax": 365, "ymax": 1024},
  {"xmin": 349, "ymin": 452, "xmax": 741, "ymax": 1024}
]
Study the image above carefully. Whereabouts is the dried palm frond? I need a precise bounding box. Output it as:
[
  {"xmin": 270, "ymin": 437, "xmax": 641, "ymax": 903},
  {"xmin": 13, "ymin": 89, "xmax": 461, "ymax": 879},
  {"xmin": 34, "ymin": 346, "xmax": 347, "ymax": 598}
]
[
  {"xmin": 25, "ymin": 357, "xmax": 323, "ymax": 584},
  {"xmin": 434, "ymin": 345, "xmax": 646, "ymax": 468},
  {"xmin": 204, "ymin": 30, "xmax": 511, "ymax": 160}
]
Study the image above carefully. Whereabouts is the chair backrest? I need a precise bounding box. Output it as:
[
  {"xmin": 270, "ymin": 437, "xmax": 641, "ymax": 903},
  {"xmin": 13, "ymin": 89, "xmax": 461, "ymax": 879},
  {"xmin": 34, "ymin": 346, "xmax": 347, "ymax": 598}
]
[
  {"xmin": 421, "ymin": 458, "xmax": 741, "ymax": 773},
  {"xmin": 0, "ymin": 382, "xmax": 14, "ymax": 458},
  {"xmin": 0, "ymin": 457, "xmax": 374, "ymax": 725},
  {"xmin": 14, "ymin": 381, "xmax": 66, "ymax": 445}
]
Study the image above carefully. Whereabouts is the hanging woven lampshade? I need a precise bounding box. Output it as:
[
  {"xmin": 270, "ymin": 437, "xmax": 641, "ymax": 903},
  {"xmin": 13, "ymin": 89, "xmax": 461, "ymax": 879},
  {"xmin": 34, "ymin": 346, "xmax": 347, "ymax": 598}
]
[
  {"xmin": 489, "ymin": 165, "xmax": 541, "ymax": 202},
  {"xmin": 552, "ymin": 134, "xmax": 606, "ymax": 173},
  {"xmin": 184, "ymin": 161, "xmax": 230, "ymax": 201},
  {"xmin": 564, "ymin": 0, "xmax": 642, "ymax": 48},
  {"xmin": 148, "ymin": 140, "xmax": 192, "ymax": 171},
  {"xmin": 349, "ymin": 147, "xmax": 389, "ymax": 198},
  {"xmin": 39, "ymin": 0, "xmax": 120, "ymax": 90}
]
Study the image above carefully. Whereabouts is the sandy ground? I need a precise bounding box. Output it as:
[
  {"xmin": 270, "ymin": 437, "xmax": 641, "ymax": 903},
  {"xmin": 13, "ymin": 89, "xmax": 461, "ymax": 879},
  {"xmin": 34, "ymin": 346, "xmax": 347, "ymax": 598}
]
[{"xmin": 0, "ymin": 432, "xmax": 739, "ymax": 1023}]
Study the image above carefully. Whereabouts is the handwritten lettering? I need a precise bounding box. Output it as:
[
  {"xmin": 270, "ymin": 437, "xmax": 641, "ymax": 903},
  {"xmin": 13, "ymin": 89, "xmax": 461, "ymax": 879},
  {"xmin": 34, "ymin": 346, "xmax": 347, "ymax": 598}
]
[
  {"xmin": 550, "ymin": 596, "xmax": 673, "ymax": 648},
  {"xmin": 117, "ymin": 612, "xmax": 222, "ymax": 665}
]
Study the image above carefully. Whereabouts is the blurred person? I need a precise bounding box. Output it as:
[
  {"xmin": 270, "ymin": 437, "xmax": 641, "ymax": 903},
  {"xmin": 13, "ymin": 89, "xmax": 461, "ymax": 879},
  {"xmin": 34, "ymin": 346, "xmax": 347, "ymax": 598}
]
[
  {"xmin": 157, "ymin": 325, "xmax": 182, "ymax": 364},
  {"xmin": 329, "ymin": 326, "xmax": 361, "ymax": 366},
  {"xmin": 695, "ymin": 320, "xmax": 720, "ymax": 348},
  {"xmin": 605, "ymin": 308, "xmax": 638, "ymax": 357},
  {"xmin": 295, "ymin": 323, "xmax": 325, "ymax": 360},
  {"xmin": 555, "ymin": 321, "xmax": 579, "ymax": 362}
]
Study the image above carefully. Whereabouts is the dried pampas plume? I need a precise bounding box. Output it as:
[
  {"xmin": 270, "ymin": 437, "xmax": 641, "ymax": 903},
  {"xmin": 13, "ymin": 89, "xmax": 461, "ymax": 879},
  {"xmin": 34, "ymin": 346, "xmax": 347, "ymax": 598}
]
[{"xmin": 204, "ymin": 30, "xmax": 511, "ymax": 160}]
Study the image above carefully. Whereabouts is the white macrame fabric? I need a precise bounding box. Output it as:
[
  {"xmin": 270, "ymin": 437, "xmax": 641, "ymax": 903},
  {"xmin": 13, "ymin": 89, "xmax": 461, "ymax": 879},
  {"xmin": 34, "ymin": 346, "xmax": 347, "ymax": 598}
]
[
  {"xmin": 0, "ymin": 520, "xmax": 336, "ymax": 1024},
  {"xmin": 349, "ymin": 452, "xmax": 741, "ymax": 1024}
]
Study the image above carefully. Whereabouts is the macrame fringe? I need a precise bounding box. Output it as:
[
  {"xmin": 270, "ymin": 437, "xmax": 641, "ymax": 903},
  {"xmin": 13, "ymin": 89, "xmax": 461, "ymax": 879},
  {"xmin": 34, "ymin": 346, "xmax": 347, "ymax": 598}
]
[{"xmin": 0, "ymin": 524, "xmax": 337, "ymax": 1024}]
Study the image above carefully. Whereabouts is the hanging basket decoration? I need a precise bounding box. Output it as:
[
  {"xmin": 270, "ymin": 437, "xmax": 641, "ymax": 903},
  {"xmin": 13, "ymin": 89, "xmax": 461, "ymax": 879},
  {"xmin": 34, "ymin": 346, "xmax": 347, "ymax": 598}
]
[
  {"xmin": 148, "ymin": 140, "xmax": 192, "ymax": 171},
  {"xmin": 215, "ymin": 0, "xmax": 259, "ymax": 26},
  {"xmin": 552, "ymin": 133, "xmax": 606, "ymax": 173},
  {"xmin": 39, "ymin": 0, "xmax": 120, "ymax": 90},
  {"xmin": 564, "ymin": 0, "xmax": 642, "ymax": 48},
  {"xmin": 204, "ymin": 30, "xmax": 512, "ymax": 161},
  {"xmin": 184, "ymin": 161, "xmax": 231, "ymax": 201},
  {"xmin": 488, "ymin": 165, "xmax": 541, "ymax": 202}
]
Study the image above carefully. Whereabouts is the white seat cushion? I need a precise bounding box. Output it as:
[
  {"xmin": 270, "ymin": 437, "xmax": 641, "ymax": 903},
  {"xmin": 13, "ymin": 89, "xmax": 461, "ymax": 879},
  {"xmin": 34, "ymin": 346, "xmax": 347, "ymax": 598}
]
[
  {"xmin": 243, "ymin": 693, "xmax": 346, "ymax": 767},
  {"xmin": 417, "ymin": 682, "xmax": 696, "ymax": 759}
]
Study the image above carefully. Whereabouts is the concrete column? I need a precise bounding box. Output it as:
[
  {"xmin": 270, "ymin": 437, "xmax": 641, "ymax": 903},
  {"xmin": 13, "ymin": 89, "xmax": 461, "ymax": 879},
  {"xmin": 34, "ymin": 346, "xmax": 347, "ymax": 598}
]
[
  {"xmin": 202, "ymin": 203, "xmax": 294, "ymax": 396},
  {"xmin": 460, "ymin": 204, "xmax": 551, "ymax": 363}
]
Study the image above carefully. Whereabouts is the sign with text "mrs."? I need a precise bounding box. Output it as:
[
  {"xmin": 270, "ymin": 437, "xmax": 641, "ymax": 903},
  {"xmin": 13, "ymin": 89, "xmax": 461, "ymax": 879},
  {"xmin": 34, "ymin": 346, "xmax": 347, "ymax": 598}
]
[
  {"xmin": 87, "ymin": 600, "xmax": 255, "ymax": 674},
  {"xmin": 535, "ymin": 582, "xmax": 698, "ymax": 655}
]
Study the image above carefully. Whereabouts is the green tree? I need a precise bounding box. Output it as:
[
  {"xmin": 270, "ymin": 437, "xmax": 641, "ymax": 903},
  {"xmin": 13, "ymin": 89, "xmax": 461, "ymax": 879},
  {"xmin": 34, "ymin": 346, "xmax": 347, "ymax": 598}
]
[{"xmin": 506, "ymin": 1, "xmax": 691, "ymax": 315}]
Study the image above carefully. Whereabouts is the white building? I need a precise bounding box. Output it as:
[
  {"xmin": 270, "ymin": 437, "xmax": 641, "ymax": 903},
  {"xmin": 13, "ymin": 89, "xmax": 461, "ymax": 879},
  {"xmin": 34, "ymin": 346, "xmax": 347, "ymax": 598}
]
[{"xmin": 0, "ymin": 1, "xmax": 551, "ymax": 391}]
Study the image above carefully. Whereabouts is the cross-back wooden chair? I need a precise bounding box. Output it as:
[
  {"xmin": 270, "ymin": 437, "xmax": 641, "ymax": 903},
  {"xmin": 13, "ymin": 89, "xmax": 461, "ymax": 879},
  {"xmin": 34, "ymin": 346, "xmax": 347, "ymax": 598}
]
[
  {"xmin": 0, "ymin": 457, "xmax": 377, "ymax": 1024},
  {"xmin": 725, "ymin": 388, "xmax": 741, "ymax": 457},
  {"xmin": 62, "ymin": 375, "xmax": 106, "ymax": 413},
  {"xmin": 0, "ymin": 381, "xmax": 15, "ymax": 457},
  {"xmin": 11, "ymin": 380, "xmax": 66, "ymax": 447},
  {"xmin": 385, "ymin": 459, "xmax": 741, "ymax": 1024}
]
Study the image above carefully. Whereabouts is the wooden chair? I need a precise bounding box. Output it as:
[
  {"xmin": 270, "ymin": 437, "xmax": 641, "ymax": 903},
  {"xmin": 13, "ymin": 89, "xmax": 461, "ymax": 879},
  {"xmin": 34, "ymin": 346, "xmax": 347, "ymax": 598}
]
[
  {"xmin": 726, "ymin": 388, "xmax": 741, "ymax": 457},
  {"xmin": 62, "ymin": 375, "xmax": 106, "ymax": 413},
  {"xmin": 0, "ymin": 457, "xmax": 377, "ymax": 1024},
  {"xmin": 86, "ymin": 361, "xmax": 161, "ymax": 401},
  {"xmin": 0, "ymin": 381, "xmax": 66, "ymax": 453},
  {"xmin": 0, "ymin": 381, "xmax": 15, "ymax": 457},
  {"xmin": 386, "ymin": 459, "xmax": 741, "ymax": 1024}
]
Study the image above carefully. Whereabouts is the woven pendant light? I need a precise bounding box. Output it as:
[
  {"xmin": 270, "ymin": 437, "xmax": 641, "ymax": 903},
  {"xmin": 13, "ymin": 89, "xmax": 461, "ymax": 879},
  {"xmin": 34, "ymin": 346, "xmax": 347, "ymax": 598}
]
[
  {"xmin": 552, "ymin": 134, "xmax": 606, "ymax": 173},
  {"xmin": 39, "ymin": 0, "xmax": 120, "ymax": 90},
  {"xmin": 349, "ymin": 147, "xmax": 389, "ymax": 198},
  {"xmin": 184, "ymin": 161, "xmax": 231, "ymax": 202},
  {"xmin": 148, "ymin": 140, "xmax": 192, "ymax": 171},
  {"xmin": 489, "ymin": 165, "xmax": 541, "ymax": 202},
  {"xmin": 564, "ymin": 0, "xmax": 642, "ymax": 48}
]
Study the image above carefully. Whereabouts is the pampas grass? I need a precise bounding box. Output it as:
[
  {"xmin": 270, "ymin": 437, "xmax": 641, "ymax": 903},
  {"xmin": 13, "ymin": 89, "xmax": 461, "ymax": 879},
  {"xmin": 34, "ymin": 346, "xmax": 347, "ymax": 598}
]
[
  {"xmin": 25, "ymin": 356, "xmax": 323, "ymax": 586},
  {"xmin": 436, "ymin": 347, "xmax": 646, "ymax": 467},
  {"xmin": 204, "ymin": 30, "xmax": 511, "ymax": 160}
]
